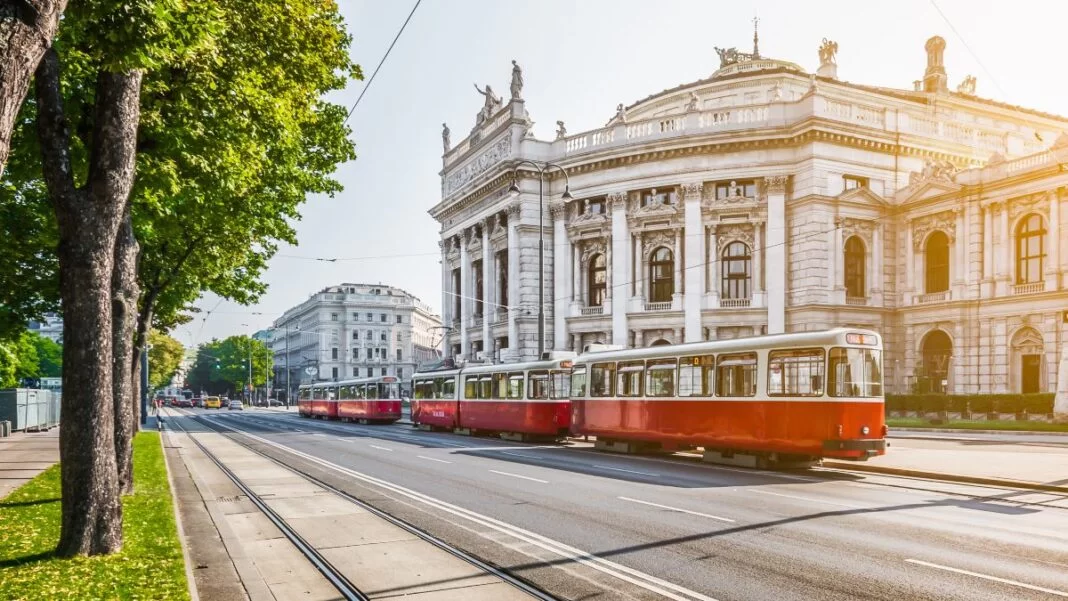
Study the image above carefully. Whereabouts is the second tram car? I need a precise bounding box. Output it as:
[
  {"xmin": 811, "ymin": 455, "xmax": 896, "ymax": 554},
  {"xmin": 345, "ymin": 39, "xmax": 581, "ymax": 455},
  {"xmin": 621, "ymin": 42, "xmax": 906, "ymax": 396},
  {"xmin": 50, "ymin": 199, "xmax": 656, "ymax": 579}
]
[
  {"xmin": 412, "ymin": 355, "xmax": 575, "ymax": 439},
  {"xmin": 297, "ymin": 376, "xmax": 403, "ymax": 423},
  {"xmin": 570, "ymin": 328, "xmax": 886, "ymax": 464}
]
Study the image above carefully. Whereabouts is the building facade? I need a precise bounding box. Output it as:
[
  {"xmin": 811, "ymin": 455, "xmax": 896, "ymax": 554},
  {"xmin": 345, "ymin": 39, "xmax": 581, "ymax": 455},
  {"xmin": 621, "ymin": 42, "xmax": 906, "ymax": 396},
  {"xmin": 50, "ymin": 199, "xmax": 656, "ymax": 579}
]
[
  {"xmin": 431, "ymin": 34, "xmax": 1068, "ymax": 395},
  {"xmin": 270, "ymin": 284, "xmax": 442, "ymax": 398},
  {"xmin": 28, "ymin": 313, "xmax": 63, "ymax": 344}
]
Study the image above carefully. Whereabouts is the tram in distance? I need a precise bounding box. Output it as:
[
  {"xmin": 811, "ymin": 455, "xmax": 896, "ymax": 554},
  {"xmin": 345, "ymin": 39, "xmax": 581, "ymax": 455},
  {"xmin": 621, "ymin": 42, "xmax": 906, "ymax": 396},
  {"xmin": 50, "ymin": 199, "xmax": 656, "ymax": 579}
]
[
  {"xmin": 413, "ymin": 328, "xmax": 886, "ymax": 464},
  {"xmin": 297, "ymin": 376, "xmax": 403, "ymax": 424},
  {"xmin": 411, "ymin": 355, "xmax": 574, "ymax": 439}
]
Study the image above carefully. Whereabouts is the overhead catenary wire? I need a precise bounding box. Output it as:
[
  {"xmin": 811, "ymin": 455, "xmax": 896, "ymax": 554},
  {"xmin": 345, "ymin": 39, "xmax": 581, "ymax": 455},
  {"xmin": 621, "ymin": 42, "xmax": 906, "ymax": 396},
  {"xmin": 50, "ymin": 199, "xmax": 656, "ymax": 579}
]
[
  {"xmin": 343, "ymin": 0, "xmax": 422, "ymax": 125},
  {"xmin": 928, "ymin": 0, "xmax": 1008, "ymax": 99}
]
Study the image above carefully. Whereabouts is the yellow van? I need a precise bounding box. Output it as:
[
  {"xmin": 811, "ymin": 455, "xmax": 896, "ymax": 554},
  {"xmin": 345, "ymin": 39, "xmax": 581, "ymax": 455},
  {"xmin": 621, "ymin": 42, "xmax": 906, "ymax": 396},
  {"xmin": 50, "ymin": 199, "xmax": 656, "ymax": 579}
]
[{"xmin": 204, "ymin": 396, "xmax": 222, "ymax": 409}]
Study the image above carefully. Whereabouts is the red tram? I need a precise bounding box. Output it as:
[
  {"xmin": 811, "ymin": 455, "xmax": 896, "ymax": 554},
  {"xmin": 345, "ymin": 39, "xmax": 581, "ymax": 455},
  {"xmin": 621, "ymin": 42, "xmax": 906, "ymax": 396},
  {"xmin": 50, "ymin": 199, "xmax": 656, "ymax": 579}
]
[
  {"xmin": 569, "ymin": 328, "xmax": 886, "ymax": 464},
  {"xmin": 297, "ymin": 376, "xmax": 403, "ymax": 424},
  {"xmin": 412, "ymin": 355, "xmax": 575, "ymax": 439}
]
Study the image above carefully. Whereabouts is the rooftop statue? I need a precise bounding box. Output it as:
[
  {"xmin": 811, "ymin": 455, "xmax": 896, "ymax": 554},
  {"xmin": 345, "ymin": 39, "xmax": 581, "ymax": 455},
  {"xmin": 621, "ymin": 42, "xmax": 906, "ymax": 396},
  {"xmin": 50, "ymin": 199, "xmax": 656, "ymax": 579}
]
[
  {"xmin": 473, "ymin": 83, "xmax": 502, "ymax": 125},
  {"xmin": 441, "ymin": 123, "xmax": 450, "ymax": 152},
  {"xmin": 818, "ymin": 38, "xmax": 838, "ymax": 65},
  {"xmin": 956, "ymin": 75, "xmax": 977, "ymax": 96},
  {"xmin": 510, "ymin": 60, "xmax": 523, "ymax": 100}
]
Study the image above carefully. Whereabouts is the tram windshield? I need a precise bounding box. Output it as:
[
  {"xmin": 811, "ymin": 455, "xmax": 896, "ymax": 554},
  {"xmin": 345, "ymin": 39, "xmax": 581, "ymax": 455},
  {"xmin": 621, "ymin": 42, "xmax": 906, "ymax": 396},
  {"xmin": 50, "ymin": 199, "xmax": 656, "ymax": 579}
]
[{"xmin": 828, "ymin": 348, "xmax": 883, "ymax": 398}]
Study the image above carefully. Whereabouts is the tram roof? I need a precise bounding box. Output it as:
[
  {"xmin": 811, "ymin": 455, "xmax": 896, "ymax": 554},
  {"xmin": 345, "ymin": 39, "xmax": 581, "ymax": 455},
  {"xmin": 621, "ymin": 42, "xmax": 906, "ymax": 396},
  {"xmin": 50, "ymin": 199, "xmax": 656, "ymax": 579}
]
[
  {"xmin": 300, "ymin": 375, "xmax": 400, "ymax": 388},
  {"xmin": 572, "ymin": 328, "xmax": 881, "ymax": 365}
]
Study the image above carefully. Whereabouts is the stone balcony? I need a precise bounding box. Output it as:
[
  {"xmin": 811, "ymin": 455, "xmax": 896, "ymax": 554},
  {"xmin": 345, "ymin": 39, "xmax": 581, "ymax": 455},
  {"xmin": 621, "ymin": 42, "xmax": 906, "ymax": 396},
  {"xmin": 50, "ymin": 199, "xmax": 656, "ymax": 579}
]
[
  {"xmin": 845, "ymin": 296, "xmax": 869, "ymax": 306},
  {"xmin": 914, "ymin": 290, "xmax": 951, "ymax": 304},
  {"xmin": 1012, "ymin": 281, "xmax": 1045, "ymax": 296}
]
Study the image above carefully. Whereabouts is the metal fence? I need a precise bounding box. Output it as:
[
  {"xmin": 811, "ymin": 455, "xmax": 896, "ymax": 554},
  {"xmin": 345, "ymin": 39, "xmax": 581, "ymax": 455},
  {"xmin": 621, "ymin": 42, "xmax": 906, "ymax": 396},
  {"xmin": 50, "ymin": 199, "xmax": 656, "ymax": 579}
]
[{"xmin": 0, "ymin": 389, "xmax": 62, "ymax": 432}]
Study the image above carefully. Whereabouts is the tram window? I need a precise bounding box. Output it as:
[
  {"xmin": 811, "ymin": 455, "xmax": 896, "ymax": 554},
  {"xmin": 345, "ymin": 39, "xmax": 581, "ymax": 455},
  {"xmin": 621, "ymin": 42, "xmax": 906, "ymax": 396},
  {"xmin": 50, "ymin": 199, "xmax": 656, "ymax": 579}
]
[
  {"xmin": 507, "ymin": 373, "xmax": 524, "ymax": 399},
  {"xmin": 441, "ymin": 377, "xmax": 456, "ymax": 399},
  {"xmin": 464, "ymin": 377, "xmax": 478, "ymax": 399},
  {"xmin": 828, "ymin": 348, "xmax": 883, "ymax": 398},
  {"xmin": 312, "ymin": 387, "xmax": 322, "ymax": 400},
  {"xmin": 590, "ymin": 363, "xmax": 614, "ymax": 397},
  {"xmin": 366, "ymin": 383, "xmax": 379, "ymax": 400},
  {"xmin": 617, "ymin": 362, "xmax": 644, "ymax": 397},
  {"xmin": 716, "ymin": 353, "xmax": 757, "ymax": 397},
  {"xmin": 379, "ymin": 383, "xmax": 397, "ymax": 399},
  {"xmin": 414, "ymin": 381, "xmax": 429, "ymax": 400},
  {"xmin": 528, "ymin": 371, "xmax": 550, "ymax": 399},
  {"xmin": 478, "ymin": 377, "xmax": 492, "ymax": 399},
  {"xmin": 354, "ymin": 384, "xmax": 365, "ymax": 399},
  {"xmin": 339, "ymin": 385, "xmax": 352, "ymax": 399},
  {"xmin": 571, "ymin": 368, "xmax": 587, "ymax": 398},
  {"xmin": 551, "ymin": 371, "xmax": 571, "ymax": 399},
  {"xmin": 768, "ymin": 349, "xmax": 825, "ymax": 397},
  {"xmin": 646, "ymin": 359, "xmax": 678, "ymax": 397},
  {"xmin": 301, "ymin": 388, "xmax": 312, "ymax": 400},
  {"xmin": 492, "ymin": 373, "xmax": 507, "ymax": 399},
  {"xmin": 678, "ymin": 355, "xmax": 714, "ymax": 397}
]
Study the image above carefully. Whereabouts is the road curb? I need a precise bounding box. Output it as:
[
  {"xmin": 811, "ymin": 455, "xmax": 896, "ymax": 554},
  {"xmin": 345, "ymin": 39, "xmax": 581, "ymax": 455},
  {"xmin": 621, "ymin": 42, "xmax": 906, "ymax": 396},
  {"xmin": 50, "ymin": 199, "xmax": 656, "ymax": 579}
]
[
  {"xmin": 822, "ymin": 461, "xmax": 1068, "ymax": 493},
  {"xmin": 889, "ymin": 427, "xmax": 1068, "ymax": 437}
]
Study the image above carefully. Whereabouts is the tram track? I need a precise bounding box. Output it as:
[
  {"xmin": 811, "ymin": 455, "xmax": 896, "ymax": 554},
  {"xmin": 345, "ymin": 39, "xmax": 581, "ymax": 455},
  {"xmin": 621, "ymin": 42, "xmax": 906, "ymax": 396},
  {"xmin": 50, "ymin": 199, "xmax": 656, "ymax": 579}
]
[{"xmin": 168, "ymin": 409, "xmax": 561, "ymax": 601}]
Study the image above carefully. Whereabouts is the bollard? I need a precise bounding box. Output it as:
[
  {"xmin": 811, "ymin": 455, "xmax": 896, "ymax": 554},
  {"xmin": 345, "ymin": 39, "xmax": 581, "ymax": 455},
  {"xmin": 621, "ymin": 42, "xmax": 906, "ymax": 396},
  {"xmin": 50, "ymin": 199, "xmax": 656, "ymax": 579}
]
[{"xmin": 0, "ymin": 420, "xmax": 10, "ymax": 437}]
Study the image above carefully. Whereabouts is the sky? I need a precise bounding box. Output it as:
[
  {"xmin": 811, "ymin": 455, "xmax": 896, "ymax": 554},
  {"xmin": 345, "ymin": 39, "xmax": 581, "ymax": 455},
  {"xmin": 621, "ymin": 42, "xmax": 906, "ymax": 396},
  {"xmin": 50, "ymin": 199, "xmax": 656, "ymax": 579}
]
[{"xmin": 174, "ymin": 0, "xmax": 1068, "ymax": 349}]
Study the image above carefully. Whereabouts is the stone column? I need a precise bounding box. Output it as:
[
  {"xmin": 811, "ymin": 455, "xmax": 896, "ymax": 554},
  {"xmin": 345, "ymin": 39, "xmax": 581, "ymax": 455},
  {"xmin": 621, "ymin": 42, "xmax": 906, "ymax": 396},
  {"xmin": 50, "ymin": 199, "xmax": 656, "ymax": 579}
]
[
  {"xmin": 996, "ymin": 202, "xmax": 1010, "ymax": 295},
  {"xmin": 507, "ymin": 205, "xmax": 520, "ymax": 358},
  {"xmin": 572, "ymin": 241, "xmax": 581, "ymax": 305},
  {"xmin": 673, "ymin": 227, "xmax": 684, "ymax": 303},
  {"xmin": 708, "ymin": 229, "xmax": 719, "ymax": 306},
  {"xmin": 682, "ymin": 183, "xmax": 704, "ymax": 342},
  {"xmin": 459, "ymin": 229, "xmax": 471, "ymax": 358},
  {"xmin": 552, "ymin": 204, "xmax": 570, "ymax": 351},
  {"xmin": 981, "ymin": 205, "xmax": 994, "ymax": 296},
  {"xmin": 765, "ymin": 175, "xmax": 788, "ymax": 333},
  {"xmin": 439, "ymin": 240, "xmax": 451, "ymax": 356},
  {"xmin": 953, "ymin": 208, "xmax": 966, "ymax": 297},
  {"xmin": 632, "ymin": 233, "xmax": 642, "ymax": 298},
  {"xmin": 872, "ymin": 223, "xmax": 883, "ymax": 304},
  {"xmin": 481, "ymin": 222, "xmax": 493, "ymax": 359},
  {"xmin": 1047, "ymin": 191, "xmax": 1060, "ymax": 290},
  {"xmin": 832, "ymin": 217, "xmax": 843, "ymax": 303},
  {"xmin": 905, "ymin": 218, "xmax": 914, "ymax": 303},
  {"xmin": 753, "ymin": 222, "xmax": 764, "ymax": 305},
  {"xmin": 609, "ymin": 192, "xmax": 629, "ymax": 346}
]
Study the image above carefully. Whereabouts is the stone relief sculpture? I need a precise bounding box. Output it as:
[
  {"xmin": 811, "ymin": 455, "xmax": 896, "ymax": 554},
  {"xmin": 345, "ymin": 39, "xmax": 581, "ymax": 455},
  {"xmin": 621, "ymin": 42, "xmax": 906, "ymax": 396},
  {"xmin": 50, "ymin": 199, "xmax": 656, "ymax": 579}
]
[
  {"xmin": 608, "ymin": 103, "xmax": 628, "ymax": 125},
  {"xmin": 956, "ymin": 75, "xmax": 977, "ymax": 96},
  {"xmin": 555, "ymin": 120, "xmax": 567, "ymax": 140},
  {"xmin": 715, "ymin": 46, "xmax": 739, "ymax": 68},
  {"xmin": 685, "ymin": 92, "xmax": 699, "ymax": 112},
  {"xmin": 920, "ymin": 157, "xmax": 958, "ymax": 181},
  {"xmin": 818, "ymin": 38, "xmax": 838, "ymax": 65},
  {"xmin": 441, "ymin": 123, "xmax": 450, "ymax": 152},
  {"xmin": 510, "ymin": 60, "xmax": 523, "ymax": 100},
  {"xmin": 473, "ymin": 83, "xmax": 502, "ymax": 125},
  {"xmin": 769, "ymin": 82, "xmax": 783, "ymax": 101}
]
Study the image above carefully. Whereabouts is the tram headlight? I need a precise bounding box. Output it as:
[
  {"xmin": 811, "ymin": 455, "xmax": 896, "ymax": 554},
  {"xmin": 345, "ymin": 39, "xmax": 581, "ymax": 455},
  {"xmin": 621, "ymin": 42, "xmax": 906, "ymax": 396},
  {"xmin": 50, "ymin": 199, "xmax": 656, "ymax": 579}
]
[{"xmin": 861, "ymin": 425, "xmax": 870, "ymax": 436}]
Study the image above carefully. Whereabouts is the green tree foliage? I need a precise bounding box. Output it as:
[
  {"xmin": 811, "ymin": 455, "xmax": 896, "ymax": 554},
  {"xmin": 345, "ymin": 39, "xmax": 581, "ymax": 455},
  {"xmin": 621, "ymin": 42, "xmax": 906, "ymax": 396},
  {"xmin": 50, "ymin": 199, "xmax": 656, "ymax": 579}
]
[
  {"xmin": 0, "ymin": 343, "xmax": 19, "ymax": 388},
  {"xmin": 147, "ymin": 330, "xmax": 184, "ymax": 390},
  {"xmin": 186, "ymin": 336, "xmax": 271, "ymax": 395},
  {"xmin": 11, "ymin": 331, "xmax": 40, "ymax": 381},
  {"xmin": 30, "ymin": 332, "xmax": 62, "ymax": 377}
]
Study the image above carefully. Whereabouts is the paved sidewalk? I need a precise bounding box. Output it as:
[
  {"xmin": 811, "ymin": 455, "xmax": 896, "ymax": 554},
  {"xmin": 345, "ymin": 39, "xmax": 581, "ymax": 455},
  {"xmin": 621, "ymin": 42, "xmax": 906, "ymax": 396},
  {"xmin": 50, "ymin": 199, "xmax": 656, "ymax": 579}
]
[
  {"xmin": 824, "ymin": 437, "xmax": 1068, "ymax": 492},
  {"xmin": 0, "ymin": 429, "xmax": 59, "ymax": 499}
]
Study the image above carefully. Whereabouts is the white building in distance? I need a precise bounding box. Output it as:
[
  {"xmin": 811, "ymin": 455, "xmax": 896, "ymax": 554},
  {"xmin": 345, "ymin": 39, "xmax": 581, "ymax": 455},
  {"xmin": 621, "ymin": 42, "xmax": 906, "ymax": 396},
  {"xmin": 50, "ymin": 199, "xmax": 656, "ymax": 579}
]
[
  {"xmin": 271, "ymin": 283, "xmax": 442, "ymax": 398},
  {"xmin": 431, "ymin": 33, "xmax": 1068, "ymax": 395}
]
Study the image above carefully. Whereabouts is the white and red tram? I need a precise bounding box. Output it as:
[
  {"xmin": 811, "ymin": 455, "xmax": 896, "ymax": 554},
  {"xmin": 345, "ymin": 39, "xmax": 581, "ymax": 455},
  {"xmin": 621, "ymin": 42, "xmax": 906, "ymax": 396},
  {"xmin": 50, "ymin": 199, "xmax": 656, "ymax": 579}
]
[
  {"xmin": 412, "ymin": 355, "xmax": 575, "ymax": 438},
  {"xmin": 569, "ymin": 328, "xmax": 886, "ymax": 462},
  {"xmin": 297, "ymin": 376, "xmax": 403, "ymax": 423}
]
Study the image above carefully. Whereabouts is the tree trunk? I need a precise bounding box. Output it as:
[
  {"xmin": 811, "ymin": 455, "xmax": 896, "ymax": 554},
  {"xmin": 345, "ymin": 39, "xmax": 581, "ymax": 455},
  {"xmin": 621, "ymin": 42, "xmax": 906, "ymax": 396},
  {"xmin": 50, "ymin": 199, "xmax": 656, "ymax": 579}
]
[
  {"xmin": 0, "ymin": 0, "xmax": 66, "ymax": 178},
  {"xmin": 112, "ymin": 207, "xmax": 139, "ymax": 495},
  {"xmin": 36, "ymin": 48, "xmax": 143, "ymax": 557}
]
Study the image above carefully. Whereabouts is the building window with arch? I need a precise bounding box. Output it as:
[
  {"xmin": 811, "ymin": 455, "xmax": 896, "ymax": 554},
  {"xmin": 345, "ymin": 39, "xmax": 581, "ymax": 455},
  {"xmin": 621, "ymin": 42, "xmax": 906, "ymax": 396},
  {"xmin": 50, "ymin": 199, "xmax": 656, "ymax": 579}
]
[
  {"xmin": 1015, "ymin": 213, "xmax": 1045, "ymax": 285},
  {"xmin": 649, "ymin": 247, "xmax": 674, "ymax": 302},
  {"xmin": 721, "ymin": 242, "xmax": 751, "ymax": 300},
  {"xmin": 924, "ymin": 231, "xmax": 950, "ymax": 293},
  {"xmin": 588, "ymin": 254, "xmax": 607, "ymax": 307},
  {"xmin": 1010, "ymin": 327, "xmax": 1045, "ymax": 394},
  {"xmin": 844, "ymin": 235, "xmax": 866, "ymax": 298},
  {"xmin": 918, "ymin": 330, "xmax": 952, "ymax": 394}
]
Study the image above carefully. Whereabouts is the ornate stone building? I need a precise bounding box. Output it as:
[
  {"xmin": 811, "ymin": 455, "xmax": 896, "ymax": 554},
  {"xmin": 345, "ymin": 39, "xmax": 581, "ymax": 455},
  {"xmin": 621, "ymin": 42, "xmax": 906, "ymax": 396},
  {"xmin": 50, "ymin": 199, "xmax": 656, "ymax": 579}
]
[{"xmin": 430, "ymin": 35, "xmax": 1068, "ymax": 395}]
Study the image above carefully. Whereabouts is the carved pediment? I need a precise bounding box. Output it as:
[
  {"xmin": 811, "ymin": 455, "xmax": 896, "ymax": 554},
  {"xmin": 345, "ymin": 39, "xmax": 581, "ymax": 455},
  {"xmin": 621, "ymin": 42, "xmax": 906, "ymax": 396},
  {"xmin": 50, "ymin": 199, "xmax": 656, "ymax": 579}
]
[
  {"xmin": 715, "ymin": 223, "xmax": 755, "ymax": 252},
  {"xmin": 899, "ymin": 179, "xmax": 961, "ymax": 205},
  {"xmin": 642, "ymin": 230, "xmax": 677, "ymax": 259},
  {"xmin": 839, "ymin": 217, "xmax": 876, "ymax": 244},
  {"xmin": 837, "ymin": 186, "xmax": 888, "ymax": 206},
  {"xmin": 1008, "ymin": 192, "xmax": 1050, "ymax": 222},
  {"xmin": 578, "ymin": 238, "xmax": 608, "ymax": 265},
  {"xmin": 911, "ymin": 210, "xmax": 957, "ymax": 250}
]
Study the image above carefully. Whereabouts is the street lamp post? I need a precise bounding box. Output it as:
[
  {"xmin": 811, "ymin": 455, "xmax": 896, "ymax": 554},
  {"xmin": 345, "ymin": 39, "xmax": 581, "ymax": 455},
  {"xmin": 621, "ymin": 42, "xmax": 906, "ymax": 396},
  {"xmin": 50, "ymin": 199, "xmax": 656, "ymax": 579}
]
[{"xmin": 509, "ymin": 161, "xmax": 573, "ymax": 358}]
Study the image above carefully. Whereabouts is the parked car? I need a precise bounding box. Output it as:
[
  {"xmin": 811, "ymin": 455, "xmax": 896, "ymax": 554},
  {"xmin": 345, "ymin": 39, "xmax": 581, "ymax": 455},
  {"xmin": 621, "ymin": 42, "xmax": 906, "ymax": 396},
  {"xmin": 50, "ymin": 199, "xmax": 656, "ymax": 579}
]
[
  {"xmin": 175, "ymin": 398, "xmax": 192, "ymax": 408},
  {"xmin": 267, "ymin": 398, "xmax": 281, "ymax": 407},
  {"xmin": 192, "ymin": 397, "xmax": 203, "ymax": 408},
  {"xmin": 228, "ymin": 399, "xmax": 244, "ymax": 411}
]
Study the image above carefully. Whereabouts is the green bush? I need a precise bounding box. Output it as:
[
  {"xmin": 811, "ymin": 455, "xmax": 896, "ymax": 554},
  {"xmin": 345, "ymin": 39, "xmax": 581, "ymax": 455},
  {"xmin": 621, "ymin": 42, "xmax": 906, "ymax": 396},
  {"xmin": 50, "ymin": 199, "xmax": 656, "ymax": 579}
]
[{"xmin": 884, "ymin": 393, "xmax": 1055, "ymax": 415}]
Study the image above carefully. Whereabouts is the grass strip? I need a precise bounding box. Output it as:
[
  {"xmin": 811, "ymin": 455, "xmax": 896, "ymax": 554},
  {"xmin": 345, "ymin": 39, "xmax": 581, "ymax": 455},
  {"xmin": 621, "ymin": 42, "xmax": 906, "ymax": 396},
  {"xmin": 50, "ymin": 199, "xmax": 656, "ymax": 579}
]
[{"xmin": 0, "ymin": 431, "xmax": 190, "ymax": 600}]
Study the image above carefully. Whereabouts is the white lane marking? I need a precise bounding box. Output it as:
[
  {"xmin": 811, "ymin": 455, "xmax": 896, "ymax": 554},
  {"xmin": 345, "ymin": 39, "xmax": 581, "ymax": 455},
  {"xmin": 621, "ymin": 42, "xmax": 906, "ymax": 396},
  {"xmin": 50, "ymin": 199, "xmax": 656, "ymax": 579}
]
[
  {"xmin": 211, "ymin": 420, "xmax": 718, "ymax": 601},
  {"xmin": 594, "ymin": 465, "xmax": 660, "ymax": 477},
  {"xmin": 417, "ymin": 455, "xmax": 453, "ymax": 464},
  {"xmin": 750, "ymin": 489, "xmax": 866, "ymax": 509},
  {"xmin": 313, "ymin": 433, "xmax": 327, "ymax": 437},
  {"xmin": 501, "ymin": 451, "xmax": 543, "ymax": 459},
  {"xmin": 618, "ymin": 497, "xmax": 735, "ymax": 523},
  {"xmin": 489, "ymin": 470, "xmax": 549, "ymax": 484},
  {"xmin": 904, "ymin": 559, "xmax": 1068, "ymax": 597},
  {"xmin": 369, "ymin": 445, "xmax": 393, "ymax": 452}
]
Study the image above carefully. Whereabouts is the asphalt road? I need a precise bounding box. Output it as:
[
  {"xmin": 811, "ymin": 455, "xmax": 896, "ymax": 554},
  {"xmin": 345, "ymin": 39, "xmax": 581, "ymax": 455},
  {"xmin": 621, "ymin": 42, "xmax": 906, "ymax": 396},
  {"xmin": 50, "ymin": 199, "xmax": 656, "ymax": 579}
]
[{"xmin": 182, "ymin": 408, "xmax": 1068, "ymax": 601}]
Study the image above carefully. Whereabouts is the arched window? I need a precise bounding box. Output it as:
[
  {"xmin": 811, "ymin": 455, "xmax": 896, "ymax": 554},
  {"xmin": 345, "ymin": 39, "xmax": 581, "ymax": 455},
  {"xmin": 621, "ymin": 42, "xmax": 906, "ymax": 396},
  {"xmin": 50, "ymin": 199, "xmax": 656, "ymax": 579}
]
[
  {"xmin": 844, "ymin": 236, "xmax": 866, "ymax": 298},
  {"xmin": 650, "ymin": 339, "xmax": 671, "ymax": 347},
  {"xmin": 721, "ymin": 242, "xmax": 751, "ymax": 300},
  {"xmin": 649, "ymin": 247, "xmax": 674, "ymax": 302},
  {"xmin": 924, "ymin": 231, "xmax": 950, "ymax": 293},
  {"xmin": 919, "ymin": 330, "xmax": 952, "ymax": 394},
  {"xmin": 1015, "ymin": 213, "xmax": 1045, "ymax": 285},
  {"xmin": 587, "ymin": 254, "xmax": 606, "ymax": 307}
]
